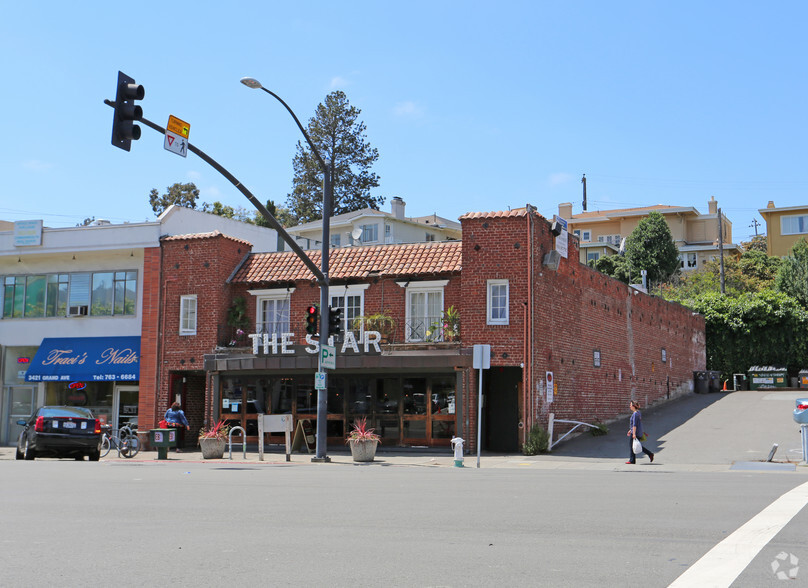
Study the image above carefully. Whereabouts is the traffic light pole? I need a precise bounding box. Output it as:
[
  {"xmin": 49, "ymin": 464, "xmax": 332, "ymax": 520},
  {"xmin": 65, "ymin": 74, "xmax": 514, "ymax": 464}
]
[{"xmin": 106, "ymin": 93, "xmax": 333, "ymax": 463}]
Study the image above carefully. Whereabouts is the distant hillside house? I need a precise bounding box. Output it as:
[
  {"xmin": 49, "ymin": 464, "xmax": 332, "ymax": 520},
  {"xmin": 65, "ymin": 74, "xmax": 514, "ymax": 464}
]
[
  {"xmin": 758, "ymin": 201, "xmax": 808, "ymax": 257},
  {"xmin": 558, "ymin": 196, "xmax": 741, "ymax": 270},
  {"xmin": 285, "ymin": 197, "xmax": 461, "ymax": 250}
]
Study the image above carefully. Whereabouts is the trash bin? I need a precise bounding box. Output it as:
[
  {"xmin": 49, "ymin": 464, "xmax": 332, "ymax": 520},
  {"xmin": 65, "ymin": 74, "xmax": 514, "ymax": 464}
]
[
  {"xmin": 748, "ymin": 366, "xmax": 789, "ymax": 390},
  {"xmin": 694, "ymin": 371, "xmax": 722, "ymax": 393},
  {"xmin": 149, "ymin": 428, "xmax": 178, "ymax": 460},
  {"xmin": 694, "ymin": 371, "xmax": 709, "ymax": 394},
  {"xmin": 799, "ymin": 370, "xmax": 808, "ymax": 389}
]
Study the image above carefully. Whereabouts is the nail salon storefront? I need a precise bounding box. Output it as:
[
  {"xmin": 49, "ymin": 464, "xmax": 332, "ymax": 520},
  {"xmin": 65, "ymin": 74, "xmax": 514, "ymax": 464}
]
[
  {"xmin": 22, "ymin": 336, "xmax": 141, "ymax": 431},
  {"xmin": 204, "ymin": 333, "xmax": 472, "ymax": 448}
]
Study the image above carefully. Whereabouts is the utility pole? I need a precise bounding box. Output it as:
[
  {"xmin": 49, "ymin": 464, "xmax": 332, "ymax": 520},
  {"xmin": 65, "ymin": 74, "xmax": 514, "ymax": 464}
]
[
  {"xmin": 749, "ymin": 218, "xmax": 761, "ymax": 236},
  {"xmin": 581, "ymin": 174, "xmax": 587, "ymax": 211},
  {"xmin": 718, "ymin": 207, "xmax": 725, "ymax": 294}
]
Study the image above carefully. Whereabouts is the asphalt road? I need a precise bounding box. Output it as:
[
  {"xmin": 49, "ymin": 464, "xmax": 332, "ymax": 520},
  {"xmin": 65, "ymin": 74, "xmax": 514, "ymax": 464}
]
[{"xmin": 2, "ymin": 390, "xmax": 807, "ymax": 587}]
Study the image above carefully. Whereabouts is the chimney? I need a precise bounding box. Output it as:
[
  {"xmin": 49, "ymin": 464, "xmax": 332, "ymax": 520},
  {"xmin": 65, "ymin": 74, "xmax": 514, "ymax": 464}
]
[
  {"xmin": 767, "ymin": 201, "xmax": 776, "ymax": 209},
  {"xmin": 558, "ymin": 202, "xmax": 573, "ymax": 219},
  {"xmin": 708, "ymin": 196, "xmax": 717, "ymax": 215},
  {"xmin": 391, "ymin": 196, "xmax": 405, "ymax": 219}
]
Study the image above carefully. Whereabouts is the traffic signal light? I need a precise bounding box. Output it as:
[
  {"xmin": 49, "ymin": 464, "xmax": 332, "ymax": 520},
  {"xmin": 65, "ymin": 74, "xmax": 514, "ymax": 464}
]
[
  {"xmin": 111, "ymin": 71, "xmax": 145, "ymax": 151},
  {"xmin": 305, "ymin": 304, "xmax": 319, "ymax": 336},
  {"xmin": 328, "ymin": 307, "xmax": 343, "ymax": 339}
]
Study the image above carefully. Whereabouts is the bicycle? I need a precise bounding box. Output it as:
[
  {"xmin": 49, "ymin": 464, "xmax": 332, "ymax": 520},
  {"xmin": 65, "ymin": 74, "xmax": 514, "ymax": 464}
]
[{"xmin": 100, "ymin": 424, "xmax": 141, "ymax": 458}]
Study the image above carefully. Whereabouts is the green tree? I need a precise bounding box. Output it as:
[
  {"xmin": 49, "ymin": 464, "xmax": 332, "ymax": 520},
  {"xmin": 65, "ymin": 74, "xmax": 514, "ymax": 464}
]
[
  {"xmin": 149, "ymin": 182, "xmax": 200, "ymax": 215},
  {"xmin": 623, "ymin": 211, "xmax": 679, "ymax": 286},
  {"xmin": 255, "ymin": 199, "xmax": 296, "ymax": 228},
  {"xmin": 686, "ymin": 289, "xmax": 808, "ymax": 379},
  {"xmin": 775, "ymin": 238, "xmax": 808, "ymax": 307},
  {"xmin": 286, "ymin": 91, "xmax": 383, "ymax": 223},
  {"xmin": 742, "ymin": 234, "xmax": 767, "ymax": 253},
  {"xmin": 658, "ymin": 250, "xmax": 780, "ymax": 303},
  {"xmin": 593, "ymin": 211, "xmax": 678, "ymax": 287},
  {"xmin": 200, "ymin": 201, "xmax": 255, "ymax": 223}
]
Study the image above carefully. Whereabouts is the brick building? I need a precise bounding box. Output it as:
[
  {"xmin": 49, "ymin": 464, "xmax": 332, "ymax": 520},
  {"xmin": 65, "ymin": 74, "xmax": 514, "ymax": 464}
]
[{"xmin": 139, "ymin": 207, "xmax": 705, "ymax": 453}]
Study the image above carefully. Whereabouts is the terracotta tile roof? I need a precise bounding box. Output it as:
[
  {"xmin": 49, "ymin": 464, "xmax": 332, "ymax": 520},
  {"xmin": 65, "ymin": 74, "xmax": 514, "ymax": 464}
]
[
  {"xmin": 161, "ymin": 230, "xmax": 253, "ymax": 247},
  {"xmin": 459, "ymin": 209, "xmax": 528, "ymax": 220},
  {"xmin": 232, "ymin": 241, "xmax": 462, "ymax": 284}
]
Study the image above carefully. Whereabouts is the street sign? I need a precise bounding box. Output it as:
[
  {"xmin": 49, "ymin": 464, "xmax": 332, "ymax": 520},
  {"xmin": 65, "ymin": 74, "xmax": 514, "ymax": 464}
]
[
  {"xmin": 166, "ymin": 115, "xmax": 190, "ymax": 138},
  {"xmin": 164, "ymin": 131, "xmax": 188, "ymax": 157},
  {"xmin": 164, "ymin": 115, "xmax": 190, "ymax": 158},
  {"xmin": 321, "ymin": 344, "xmax": 336, "ymax": 370},
  {"xmin": 314, "ymin": 371, "xmax": 327, "ymax": 390}
]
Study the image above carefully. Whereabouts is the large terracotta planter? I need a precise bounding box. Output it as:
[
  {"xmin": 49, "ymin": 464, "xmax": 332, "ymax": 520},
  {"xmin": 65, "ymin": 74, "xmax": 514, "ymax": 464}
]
[
  {"xmin": 199, "ymin": 437, "xmax": 226, "ymax": 459},
  {"xmin": 348, "ymin": 439, "xmax": 379, "ymax": 462}
]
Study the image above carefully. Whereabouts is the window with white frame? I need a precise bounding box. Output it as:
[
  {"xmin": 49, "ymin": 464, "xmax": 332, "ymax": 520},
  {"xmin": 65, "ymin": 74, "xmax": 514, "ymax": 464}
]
[
  {"xmin": 586, "ymin": 251, "xmax": 600, "ymax": 263},
  {"xmin": 330, "ymin": 233, "xmax": 341, "ymax": 248},
  {"xmin": 487, "ymin": 280, "xmax": 509, "ymax": 325},
  {"xmin": 781, "ymin": 214, "xmax": 808, "ymax": 235},
  {"xmin": 678, "ymin": 252, "xmax": 697, "ymax": 270},
  {"xmin": 179, "ymin": 295, "xmax": 197, "ymax": 335},
  {"xmin": 330, "ymin": 285, "xmax": 368, "ymax": 338},
  {"xmin": 361, "ymin": 224, "xmax": 379, "ymax": 243},
  {"xmin": 399, "ymin": 280, "xmax": 447, "ymax": 342},
  {"xmin": 250, "ymin": 288, "xmax": 293, "ymax": 336}
]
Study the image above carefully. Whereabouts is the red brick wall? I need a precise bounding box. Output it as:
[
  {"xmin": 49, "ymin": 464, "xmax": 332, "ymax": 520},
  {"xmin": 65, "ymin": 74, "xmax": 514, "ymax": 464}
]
[
  {"xmin": 144, "ymin": 235, "xmax": 252, "ymax": 434},
  {"xmin": 461, "ymin": 210, "xmax": 706, "ymax": 446}
]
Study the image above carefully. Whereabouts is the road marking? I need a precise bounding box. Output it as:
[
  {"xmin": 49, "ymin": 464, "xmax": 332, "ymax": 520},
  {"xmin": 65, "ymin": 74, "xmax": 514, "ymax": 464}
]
[{"xmin": 669, "ymin": 479, "xmax": 808, "ymax": 587}]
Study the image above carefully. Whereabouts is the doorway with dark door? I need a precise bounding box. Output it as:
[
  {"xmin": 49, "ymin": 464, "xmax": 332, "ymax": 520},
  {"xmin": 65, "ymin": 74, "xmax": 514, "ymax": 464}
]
[{"xmin": 482, "ymin": 366, "xmax": 521, "ymax": 452}]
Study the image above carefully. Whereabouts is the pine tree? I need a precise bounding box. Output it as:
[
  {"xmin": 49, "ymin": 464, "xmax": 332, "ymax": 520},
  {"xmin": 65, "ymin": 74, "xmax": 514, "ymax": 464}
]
[{"xmin": 286, "ymin": 91, "xmax": 383, "ymax": 223}]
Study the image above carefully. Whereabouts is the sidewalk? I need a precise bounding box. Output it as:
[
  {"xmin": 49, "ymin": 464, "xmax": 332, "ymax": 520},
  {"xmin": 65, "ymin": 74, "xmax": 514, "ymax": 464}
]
[{"xmin": 2, "ymin": 391, "xmax": 806, "ymax": 471}]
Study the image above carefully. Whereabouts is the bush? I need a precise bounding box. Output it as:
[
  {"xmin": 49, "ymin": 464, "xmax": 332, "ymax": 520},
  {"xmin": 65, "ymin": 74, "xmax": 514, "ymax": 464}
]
[
  {"xmin": 590, "ymin": 422, "xmax": 609, "ymax": 436},
  {"xmin": 522, "ymin": 424, "xmax": 549, "ymax": 455}
]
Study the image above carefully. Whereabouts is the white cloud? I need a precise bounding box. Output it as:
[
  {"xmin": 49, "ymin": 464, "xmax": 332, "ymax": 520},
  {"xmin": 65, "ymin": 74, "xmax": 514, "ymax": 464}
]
[
  {"xmin": 548, "ymin": 173, "xmax": 573, "ymax": 186},
  {"xmin": 187, "ymin": 170, "xmax": 202, "ymax": 181},
  {"xmin": 330, "ymin": 76, "xmax": 349, "ymax": 89},
  {"xmin": 393, "ymin": 101, "xmax": 424, "ymax": 119},
  {"xmin": 22, "ymin": 159, "xmax": 53, "ymax": 172}
]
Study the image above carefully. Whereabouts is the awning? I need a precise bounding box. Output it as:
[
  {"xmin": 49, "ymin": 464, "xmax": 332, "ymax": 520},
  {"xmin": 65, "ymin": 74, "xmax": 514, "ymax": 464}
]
[{"xmin": 25, "ymin": 336, "xmax": 140, "ymax": 383}]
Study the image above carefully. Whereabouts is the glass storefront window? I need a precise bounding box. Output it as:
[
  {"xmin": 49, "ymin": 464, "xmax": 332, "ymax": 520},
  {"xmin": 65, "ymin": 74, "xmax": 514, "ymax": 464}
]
[
  {"xmin": 45, "ymin": 381, "xmax": 114, "ymax": 424},
  {"xmin": 403, "ymin": 378, "xmax": 427, "ymax": 415}
]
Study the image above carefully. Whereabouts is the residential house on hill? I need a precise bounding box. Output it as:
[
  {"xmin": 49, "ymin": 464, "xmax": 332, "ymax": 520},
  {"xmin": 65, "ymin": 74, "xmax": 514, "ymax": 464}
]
[
  {"xmin": 558, "ymin": 196, "xmax": 741, "ymax": 271},
  {"xmin": 758, "ymin": 201, "xmax": 808, "ymax": 257},
  {"xmin": 285, "ymin": 196, "xmax": 461, "ymax": 250}
]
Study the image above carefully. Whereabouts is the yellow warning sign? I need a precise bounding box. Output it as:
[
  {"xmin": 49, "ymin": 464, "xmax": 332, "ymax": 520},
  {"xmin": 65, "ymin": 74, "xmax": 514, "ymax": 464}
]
[{"xmin": 166, "ymin": 115, "xmax": 190, "ymax": 138}]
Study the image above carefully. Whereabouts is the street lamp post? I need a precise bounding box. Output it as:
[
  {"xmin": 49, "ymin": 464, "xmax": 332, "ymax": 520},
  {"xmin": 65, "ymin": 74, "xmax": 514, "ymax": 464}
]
[{"xmin": 241, "ymin": 77, "xmax": 332, "ymax": 462}]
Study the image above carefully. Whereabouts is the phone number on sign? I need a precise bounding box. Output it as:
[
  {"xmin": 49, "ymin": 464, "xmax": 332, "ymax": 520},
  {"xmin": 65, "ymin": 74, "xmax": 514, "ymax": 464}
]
[{"xmin": 92, "ymin": 374, "xmax": 137, "ymax": 381}]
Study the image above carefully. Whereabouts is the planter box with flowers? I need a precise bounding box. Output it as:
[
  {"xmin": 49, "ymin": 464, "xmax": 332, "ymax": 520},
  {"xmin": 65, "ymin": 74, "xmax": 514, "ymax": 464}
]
[
  {"xmin": 198, "ymin": 420, "xmax": 229, "ymax": 459},
  {"xmin": 346, "ymin": 417, "xmax": 381, "ymax": 462}
]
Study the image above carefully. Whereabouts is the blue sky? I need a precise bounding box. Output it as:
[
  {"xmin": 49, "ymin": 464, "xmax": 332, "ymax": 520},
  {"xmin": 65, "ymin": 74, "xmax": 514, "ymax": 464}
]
[{"xmin": 2, "ymin": 1, "xmax": 806, "ymax": 242}]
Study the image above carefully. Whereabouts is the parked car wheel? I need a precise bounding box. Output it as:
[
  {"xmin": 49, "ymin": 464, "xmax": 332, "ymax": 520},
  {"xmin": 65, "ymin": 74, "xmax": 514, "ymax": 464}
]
[
  {"xmin": 88, "ymin": 450, "xmax": 100, "ymax": 462},
  {"xmin": 23, "ymin": 437, "xmax": 35, "ymax": 460},
  {"xmin": 15, "ymin": 447, "xmax": 23, "ymax": 460}
]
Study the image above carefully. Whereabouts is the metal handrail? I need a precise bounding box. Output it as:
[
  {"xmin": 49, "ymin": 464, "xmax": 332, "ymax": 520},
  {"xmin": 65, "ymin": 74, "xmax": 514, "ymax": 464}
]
[
  {"xmin": 228, "ymin": 426, "xmax": 246, "ymax": 460},
  {"xmin": 547, "ymin": 413, "xmax": 600, "ymax": 451}
]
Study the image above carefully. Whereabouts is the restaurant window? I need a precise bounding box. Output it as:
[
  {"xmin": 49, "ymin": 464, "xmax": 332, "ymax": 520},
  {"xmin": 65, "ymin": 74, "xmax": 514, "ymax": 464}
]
[
  {"xmin": 180, "ymin": 295, "xmax": 197, "ymax": 335},
  {"xmin": 252, "ymin": 288, "xmax": 293, "ymax": 336},
  {"xmin": 331, "ymin": 285, "xmax": 368, "ymax": 339},
  {"xmin": 402, "ymin": 280, "xmax": 447, "ymax": 342}
]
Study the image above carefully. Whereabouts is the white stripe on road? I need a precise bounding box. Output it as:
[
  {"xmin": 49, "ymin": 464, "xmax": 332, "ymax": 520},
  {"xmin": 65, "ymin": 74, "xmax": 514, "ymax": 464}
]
[{"xmin": 669, "ymin": 479, "xmax": 808, "ymax": 588}]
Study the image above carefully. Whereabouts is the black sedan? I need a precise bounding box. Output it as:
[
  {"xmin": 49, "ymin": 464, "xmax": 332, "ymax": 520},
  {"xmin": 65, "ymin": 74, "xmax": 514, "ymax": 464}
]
[{"xmin": 16, "ymin": 406, "xmax": 103, "ymax": 461}]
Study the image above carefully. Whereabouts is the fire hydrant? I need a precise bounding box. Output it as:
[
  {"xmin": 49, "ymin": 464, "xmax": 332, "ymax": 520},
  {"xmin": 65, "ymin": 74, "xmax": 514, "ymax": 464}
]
[{"xmin": 451, "ymin": 436, "xmax": 465, "ymax": 467}]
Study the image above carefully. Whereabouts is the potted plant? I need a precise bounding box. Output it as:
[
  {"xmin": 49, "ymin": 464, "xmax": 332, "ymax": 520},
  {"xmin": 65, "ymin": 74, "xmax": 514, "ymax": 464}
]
[
  {"xmin": 346, "ymin": 417, "xmax": 381, "ymax": 462},
  {"xmin": 426, "ymin": 305, "xmax": 460, "ymax": 342},
  {"xmin": 198, "ymin": 420, "xmax": 229, "ymax": 459},
  {"xmin": 353, "ymin": 311, "xmax": 396, "ymax": 343},
  {"xmin": 226, "ymin": 297, "xmax": 250, "ymax": 346}
]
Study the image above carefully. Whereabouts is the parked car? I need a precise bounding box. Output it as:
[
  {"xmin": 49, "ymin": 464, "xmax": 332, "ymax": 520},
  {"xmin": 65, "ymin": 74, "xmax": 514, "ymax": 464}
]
[{"xmin": 16, "ymin": 406, "xmax": 103, "ymax": 461}]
